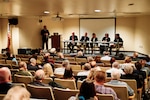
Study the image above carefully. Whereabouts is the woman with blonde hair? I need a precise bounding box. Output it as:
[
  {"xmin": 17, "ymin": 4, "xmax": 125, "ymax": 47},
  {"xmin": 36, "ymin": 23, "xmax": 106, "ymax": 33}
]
[
  {"xmin": 43, "ymin": 63, "xmax": 54, "ymax": 78},
  {"xmin": 3, "ymin": 86, "xmax": 30, "ymax": 100}
]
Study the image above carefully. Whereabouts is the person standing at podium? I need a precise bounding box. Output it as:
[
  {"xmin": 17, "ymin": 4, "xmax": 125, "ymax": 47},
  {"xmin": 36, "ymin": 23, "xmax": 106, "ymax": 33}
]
[
  {"xmin": 41, "ymin": 25, "xmax": 50, "ymax": 50},
  {"xmin": 68, "ymin": 32, "xmax": 78, "ymax": 53}
]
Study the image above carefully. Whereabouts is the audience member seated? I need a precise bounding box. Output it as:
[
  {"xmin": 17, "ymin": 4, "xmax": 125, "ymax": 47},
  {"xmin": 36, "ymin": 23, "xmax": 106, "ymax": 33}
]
[
  {"xmin": 0, "ymin": 67, "xmax": 13, "ymax": 94},
  {"xmin": 16, "ymin": 61, "xmax": 32, "ymax": 76},
  {"xmin": 100, "ymin": 51, "xmax": 111, "ymax": 61},
  {"xmin": 134, "ymin": 61, "xmax": 146, "ymax": 90},
  {"xmin": 131, "ymin": 52, "xmax": 141, "ymax": 61},
  {"xmin": 119, "ymin": 56, "xmax": 136, "ymax": 70},
  {"xmin": 94, "ymin": 55, "xmax": 102, "ymax": 63},
  {"xmin": 3, "ymin": 86, "xmax": 30, "ymax": 100},
  {"xmin": 27, "ymin": 58, "xmax": 41, "ymax": 71},
  {"xmin": 106, "ymin": 62, "xmax": 124, "ymax": 77},
  {"xmin": 44, "ymin": 52, "xmax": 55, "ymax": 64},
  {"xmin": 90, "ymin": 61, "xmax": 101, "ymax": 71},
  {"xmin": 62, "ymin": 66, "xmax": 75, "ymax": 80},
  {"xmin": 86, "ymin": 66, "xmax": 101, "ymax": 81},
  {"xmin": 87, "ymin": 56, "xmax": 94, "ymax": 63},
  {"xmin": 54, "ymin": 60, "xmax": 70, "ymax": 75},
  {"xmin": 30, "ymin": 69, "xmax": 49, "ymax": 87},
  {"xmin": 6, "ymin": 53, "xmax": 18, "ymax": 65},
  {"xmin": 77, "ymin": 63, "xmax": 91, "ymax": 76},
  {"xmin": 145, "ymin": 54, "xmax": 150, "ymax": 66},
  {"xmin": 121, "ymin": 65, "xmax": 143, "ymax": 88},
  {"xmin": 49, "ymin": 48, "xmax": 57, "ymax": 56},
  {"xmin": 110, "ymin": 57, "xmax": 116, "ymax": 67},
  {"xmin": 94, "ymin": 71, "xmax": 120, "ymax": 100},
  {"xmin": 43, "ymin": 63, "xmax": 54, "ymax": 78},
  {"xmin": 76, "ymin": 50, "xmax": 87, "ymax": 58},
  {"xmin": 31, "ymin": 54, "xmax": 42, "ymax": 65},
  {"xmin": 38, "ymin": 48, "xmax": 45, "ymax": 56},
  {"xmin": 134, "ymin": 61, "xmax": 146, "ymax": 81},
  {"xmin": 78, "ymin": 80, "xmax": 98, "ymax": 100},
  {"xmin": 139, "ymin": 58, "xmax": 150, "ymax": 76},
  {"xmin": 106, "ymin": 69, "xmax": 134, "ymax": 96},
  {"xmin": 56, "ymin": 52, "xmax": 66, "ymax": 61}
]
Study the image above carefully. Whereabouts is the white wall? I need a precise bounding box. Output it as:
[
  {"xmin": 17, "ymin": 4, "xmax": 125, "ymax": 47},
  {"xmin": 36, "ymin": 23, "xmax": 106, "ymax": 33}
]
[
  {"xmin": 116, "ymin": 17, "xmax": 136, "ymax": 51},
  {"xmin": 134, "ymin": 15, "xmax": 150, "ymax": 54}
]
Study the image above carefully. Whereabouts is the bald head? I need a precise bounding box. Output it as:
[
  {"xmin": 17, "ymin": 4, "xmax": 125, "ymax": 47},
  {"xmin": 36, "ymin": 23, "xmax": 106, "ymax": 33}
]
[
  {"xmin": 34, "ymin": 69, "xmax": 45, "ymax": 80},
  {"xmin": 112, "ymin": 62, "xmax": 119, "ymax": 69},
  {"xmin": 0, "ymin": 67, "xmax": 11, "ymax": 83}
]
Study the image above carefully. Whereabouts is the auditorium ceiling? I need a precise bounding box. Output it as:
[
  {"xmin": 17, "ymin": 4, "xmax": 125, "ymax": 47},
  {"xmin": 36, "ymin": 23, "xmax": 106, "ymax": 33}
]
[{"xmin": 0, "ymin": 0, "xmax": 150, "ymax": 18}]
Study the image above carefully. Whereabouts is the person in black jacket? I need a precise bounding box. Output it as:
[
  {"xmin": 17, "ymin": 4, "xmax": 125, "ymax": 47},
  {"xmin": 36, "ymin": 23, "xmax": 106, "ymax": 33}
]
[
  {"xmin": 100, "ymin": 33, "xmax": 110, "ymax": 54},
  {"xmin": 0, "ymin": 67, "xmax": 13, "ymax": 94},
  {"xmin": 41, "ymin": 25, "xmax": 50, "ymax": 50},
  {"xmin": 109, "ymin": 33, "xmax": 123, "ymax": 55},
  {"xmin": 68, "ymin": 32, "xmax": 78, "ymax": 53}
]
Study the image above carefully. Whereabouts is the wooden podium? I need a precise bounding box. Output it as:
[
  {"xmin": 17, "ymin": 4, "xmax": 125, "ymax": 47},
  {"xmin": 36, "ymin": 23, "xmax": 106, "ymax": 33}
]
[{"xmin": 51, "ymin": 34, "xmax": 60, "ymax": 51}]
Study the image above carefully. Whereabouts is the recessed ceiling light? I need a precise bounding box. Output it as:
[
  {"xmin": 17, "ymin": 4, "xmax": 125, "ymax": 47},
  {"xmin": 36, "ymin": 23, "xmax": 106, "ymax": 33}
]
[
  {"xmin": 128, "ymin": 3, "xmax": 134, "ymax": 6},
  {"xmin": 44, "ymin": 11, "xmax": 50, "ymax": 14},
  {"xmin": 94, "ymin": 10, "xmax": 101, "ymax": 12}
]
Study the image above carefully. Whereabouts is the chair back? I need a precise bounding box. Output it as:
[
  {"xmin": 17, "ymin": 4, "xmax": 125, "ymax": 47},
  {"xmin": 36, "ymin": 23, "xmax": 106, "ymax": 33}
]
[
  {"xmin": 96, "ymin": 93, "xmax": 114, "ymax": 100},
  {"xmin": 54, "ymin": 63, "xmax": 62, "ymax": 68},
  {"xmin": 54, "ymin": 78, "xmax": 77, "ymax": 89},
  {"xmin": 120, "ymin": 79, "xmax": 138, "ymax": 99},
  {"xmin": 6, "ymin": 60, "xmax": 17, "ymax": 65},
  {"xmin": 0, "ymin": 59, "xmax": 6, "ymax": 64},
  {"xmin": 12, "ymin": 83, "xmax": 26, "ymax": 87},
  {"xmin": 53, "ymin": 87, "xmax": 79, "ymax": 100},
  {"xmin": 70, "ymin": 65, "xmax": 82, "ymax": 70},
  {"xmin": 77, "ymin": 80, "xmax": 83, "ymax": 89},
  {"xmin": 0, "ymin": 64, "xmax": 12, "ymax": 69},
  {"xmin": 75, "ymin": 58, "xmax": 87, "ymax": 65},
  {"xmin": 43, "ymin": 78, "xmax": 53, "ymax": 84},
  {"xmin": 104, "ymin": 84, "xmax": 129, "ymax": 100},
  {"xmin": 27, "ymin": 84, "xmax": 55, "ymax": 100},
  {"xmin": 0, "ymin": 94, "xmax": 6, "ymax": 100},
  {"xmin": 14, "ymin": 74, "xmax": 33, "ymax": 86}
]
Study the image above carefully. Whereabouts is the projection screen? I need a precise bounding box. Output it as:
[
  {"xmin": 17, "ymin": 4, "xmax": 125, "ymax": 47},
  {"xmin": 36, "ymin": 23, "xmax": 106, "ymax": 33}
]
[{"xmin": 79, "ymin": 18, "xmax": 116, "ymax": 41}]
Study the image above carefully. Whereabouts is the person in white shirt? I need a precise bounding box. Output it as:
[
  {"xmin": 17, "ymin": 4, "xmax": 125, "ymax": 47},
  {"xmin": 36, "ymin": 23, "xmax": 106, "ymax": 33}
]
[
  {"xmin": 100, "ymin": 51, "xmax": 111, "ymax": 61},
  {"xmin": 106, "ymin": 62, "xmax": 125, "ymax": 77},
  {"xmin": 77, "ymin": 63, "xmax": 91, "ymax": 76},
  {"xmin": 54, "ymin": 60, "xmax": 70, "ymax": 75},
  {"xmin": 119, "ymin": 56, "xmax": 136, "ymax": 70}
]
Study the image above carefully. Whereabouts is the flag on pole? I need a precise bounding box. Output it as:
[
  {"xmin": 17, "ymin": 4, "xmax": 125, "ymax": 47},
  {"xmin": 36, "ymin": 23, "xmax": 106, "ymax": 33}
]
[{"xmin": 7, "ymin": 23, "xmax": 11, "ymax": 51}]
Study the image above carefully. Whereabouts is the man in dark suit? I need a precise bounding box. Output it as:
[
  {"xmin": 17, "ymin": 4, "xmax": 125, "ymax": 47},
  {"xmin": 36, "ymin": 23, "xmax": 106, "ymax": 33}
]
[
  {"xmin": 80, "ymin": 32, "xmax": 90, "ymax": 50},
  {"xmin": 41, "ymin": 25, "xmax": 50, "ymax": 50},
  {"xmin": 109, "ymin": 33, "xmax": 123, "ymax": 55},
  {"xmin": 0, "ymin": 67, "xmax": 13, "ymax": 94},
  {"xmin": 68, "ymin": 32, "xmax": 78, "ymax": 53},
  {"xmin": 100, "ymin": 33, "xmax": 111, "ymax": 54}
]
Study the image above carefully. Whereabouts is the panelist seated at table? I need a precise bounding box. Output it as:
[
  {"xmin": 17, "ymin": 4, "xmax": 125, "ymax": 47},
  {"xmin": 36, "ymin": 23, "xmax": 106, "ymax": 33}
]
[
  {"xmin": 67, "ymin": 32, "xmax": 78, "ymax": 53},
  {"xmin": 100, "ymin": 33, "xmax": 110, "ymax": 54},
  {"xmin": 90, "ymin": 33, "xmax": 98, "ymax": 48},
  {"xmin": 80, "ymin": 32, "xmax": 90, "ymax": 48},
  {"xmin": 109, "ymin": 33, "xmax": 123, "ymax": 55}
]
